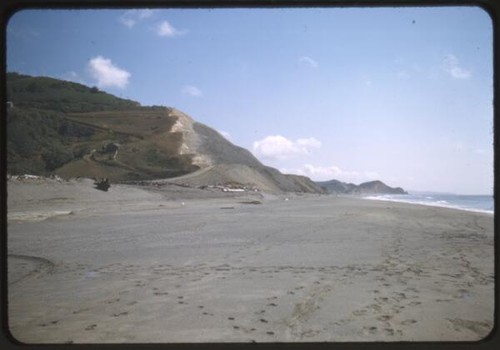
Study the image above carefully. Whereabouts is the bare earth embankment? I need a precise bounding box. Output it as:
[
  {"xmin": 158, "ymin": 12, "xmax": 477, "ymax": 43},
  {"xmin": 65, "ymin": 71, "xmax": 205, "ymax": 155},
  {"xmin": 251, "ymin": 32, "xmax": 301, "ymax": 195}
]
[{"xmin": 6, "ymin": 177, "xmax": 494, "ymax": 343}]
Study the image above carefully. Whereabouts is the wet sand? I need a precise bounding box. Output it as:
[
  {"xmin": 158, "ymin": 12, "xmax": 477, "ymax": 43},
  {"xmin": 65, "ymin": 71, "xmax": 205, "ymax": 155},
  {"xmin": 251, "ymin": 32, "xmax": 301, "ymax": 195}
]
[{"xmin": 6, "ymin": 178, "xmax": 494, "ymax": 343}]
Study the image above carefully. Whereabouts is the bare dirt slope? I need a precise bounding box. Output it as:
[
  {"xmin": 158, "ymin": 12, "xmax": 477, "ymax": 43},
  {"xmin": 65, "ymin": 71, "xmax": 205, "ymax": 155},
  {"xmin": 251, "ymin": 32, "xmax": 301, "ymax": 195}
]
[{"xmin": 138, "ymin": 109, "xmax": 324, "ymax": 194}]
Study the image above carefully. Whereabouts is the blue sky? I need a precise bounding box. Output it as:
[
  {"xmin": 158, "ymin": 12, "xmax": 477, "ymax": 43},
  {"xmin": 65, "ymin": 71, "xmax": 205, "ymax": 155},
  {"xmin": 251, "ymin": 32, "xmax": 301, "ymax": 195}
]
[{"xmin": 7, "ymin": 7, "xmax": 493, "ymax": 194}]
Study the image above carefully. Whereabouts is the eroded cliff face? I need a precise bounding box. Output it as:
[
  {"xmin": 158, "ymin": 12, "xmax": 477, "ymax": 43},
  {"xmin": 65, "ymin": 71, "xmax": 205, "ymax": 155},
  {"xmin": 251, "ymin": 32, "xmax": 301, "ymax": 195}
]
[{"xmin": 168, "ymin": 108, "xmax": 212, "ymax": 169}]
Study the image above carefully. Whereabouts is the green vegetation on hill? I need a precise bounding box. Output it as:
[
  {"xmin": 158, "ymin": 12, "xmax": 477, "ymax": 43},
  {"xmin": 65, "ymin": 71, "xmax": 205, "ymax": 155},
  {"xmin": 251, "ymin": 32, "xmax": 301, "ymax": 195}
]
[
  {"xmin": 6, "ymin": 73, "xmax": 197, "ymax": 181},
  {"xmin": 7, "ymin": 107, "xmax": 85, "ymax": 174},
  {"xmin": 7, "ymin": 72, "xmax": 141, "ymax": 113}
]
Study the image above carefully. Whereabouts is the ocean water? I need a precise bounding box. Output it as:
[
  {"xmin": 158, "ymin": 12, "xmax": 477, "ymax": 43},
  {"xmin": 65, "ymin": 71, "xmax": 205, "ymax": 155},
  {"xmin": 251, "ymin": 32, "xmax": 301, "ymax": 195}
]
[{"xmin": 364, "ymin": 193, "xmax": 494, "ymax": 215}]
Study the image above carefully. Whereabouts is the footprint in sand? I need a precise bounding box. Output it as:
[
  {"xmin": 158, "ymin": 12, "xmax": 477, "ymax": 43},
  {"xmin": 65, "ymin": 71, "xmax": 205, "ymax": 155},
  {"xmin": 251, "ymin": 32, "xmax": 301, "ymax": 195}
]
[
  {"xmin": 401, "ymin": 319, "xmax": 417, "ymax": 325},
  {"xmin": 154, "ymin": 292, "xmax": 169, "ymax": 296},
  {"xmin": 73, "ymin": 307, "xmax": 90, "ymax": 314},
  {"xmin": 377, "ymin": 315, "xmax": 392, "ymax": 321},
  {"xmin": 391, "ymin": 305, "xmax": 405, "ymax": 313},
  {"xmin": 393, "ymin": 292, "xmax": 407, "ymax": 300},
  {"xmin": 353, "ymin": 309, "xmax": 367, "ymax": 316},
  {"xmin": 363, "ymin": 326, "xmax": 378, "ymax": 335},
  {"xmin": 384, "ymin": 328, "xmax": 395, "ymax": 336},
  {"xmin": 367, "ymin": 304, "xmax": 382, "ymax": 312}
]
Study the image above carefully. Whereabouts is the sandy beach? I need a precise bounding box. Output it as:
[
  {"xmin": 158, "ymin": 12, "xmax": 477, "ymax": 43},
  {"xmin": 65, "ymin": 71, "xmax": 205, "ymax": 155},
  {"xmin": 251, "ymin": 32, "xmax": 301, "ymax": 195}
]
[{"xmin": 6, "ymin": 177, "xmax": 494, "ymax": 343}]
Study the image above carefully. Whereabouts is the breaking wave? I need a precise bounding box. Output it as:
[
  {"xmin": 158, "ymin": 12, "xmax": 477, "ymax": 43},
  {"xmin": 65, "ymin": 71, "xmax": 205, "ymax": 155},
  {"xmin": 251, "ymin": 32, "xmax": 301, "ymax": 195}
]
[{"xmin": 364, "ymin": 193, "xmax": 494, "ymax": 215}]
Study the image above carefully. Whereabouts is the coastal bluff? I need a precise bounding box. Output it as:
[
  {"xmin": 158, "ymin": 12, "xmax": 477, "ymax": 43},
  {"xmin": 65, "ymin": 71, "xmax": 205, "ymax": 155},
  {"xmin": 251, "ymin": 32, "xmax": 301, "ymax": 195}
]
[{"xmin": 316, "ymin": 179, "xmax": 408, "ymax": 195}]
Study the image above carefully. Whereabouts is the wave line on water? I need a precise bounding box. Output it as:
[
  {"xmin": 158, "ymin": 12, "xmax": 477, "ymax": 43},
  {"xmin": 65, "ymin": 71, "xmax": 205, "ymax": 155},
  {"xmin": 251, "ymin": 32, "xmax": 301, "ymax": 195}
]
[{"xmin": 363, "ymin": 193, "xmax": 494, "ymax": 215}]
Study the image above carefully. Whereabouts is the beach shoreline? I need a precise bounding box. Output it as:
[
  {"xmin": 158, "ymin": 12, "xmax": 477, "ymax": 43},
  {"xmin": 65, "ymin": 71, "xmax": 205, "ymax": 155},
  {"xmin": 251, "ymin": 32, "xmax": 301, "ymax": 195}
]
[
  {"xmin": 6, "ymin": 177, "xmax": 495, "ymax": 343},
  {"xmin": 362, "ymin": 193, "xmax": 494, "ymax": 216}
]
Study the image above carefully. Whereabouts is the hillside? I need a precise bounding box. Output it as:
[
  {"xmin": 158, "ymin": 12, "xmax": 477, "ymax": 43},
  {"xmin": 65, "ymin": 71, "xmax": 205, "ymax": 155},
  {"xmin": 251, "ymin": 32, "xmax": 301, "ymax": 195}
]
[
  {"xmin": 6, "ymin": 72, "xmax": 140, "ymax": 112},
  {"xmin": 7, "ymin": 73, "xmax": 194, "ymax": 180},
  {"xmin": 6, "ymin": 73, "xmax": 323, "ymax": 194},
  {"xmin": 316, "ymin": 179, "xmax": 407, "ymax": 195}
]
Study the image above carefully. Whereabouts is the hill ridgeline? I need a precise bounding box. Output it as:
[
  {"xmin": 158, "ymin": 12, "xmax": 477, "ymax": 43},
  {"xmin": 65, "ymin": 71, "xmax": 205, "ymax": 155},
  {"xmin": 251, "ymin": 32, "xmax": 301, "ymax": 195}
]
[
  {"xmin": 316, "ymin": 179, "xmax": 408, "ymax": 195},
  {"xmin": 6, "ymin": 73, "xmax": 322, "ymax": 194}
]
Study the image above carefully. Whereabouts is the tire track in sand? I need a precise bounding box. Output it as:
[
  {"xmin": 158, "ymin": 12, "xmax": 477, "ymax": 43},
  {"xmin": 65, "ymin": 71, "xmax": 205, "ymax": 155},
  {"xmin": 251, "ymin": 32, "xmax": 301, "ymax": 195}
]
[
  {"xmin": 284, "ymin": 285, "xmax": 331, "ymax": 340},
  {"xmin": 8, "ymin": 254, "xmax": 56, "ymax": 285}
]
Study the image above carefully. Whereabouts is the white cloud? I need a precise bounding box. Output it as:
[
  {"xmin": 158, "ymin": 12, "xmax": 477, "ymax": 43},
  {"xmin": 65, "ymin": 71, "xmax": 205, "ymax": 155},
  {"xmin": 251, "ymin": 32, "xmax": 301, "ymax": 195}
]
[
  {"xmin": 299, "ymin": 56, "xmax": 319, "ymax": 69},
  {"xmin": 120, "ymin": 9, "xmax": 156, "ymax": 28},
  {"xmin": 120, "ymin": 17, "xmax": 135, "ymax": 28},
  {"xmin": 182, "ymin": 85, "xmax": 203, "ymax": 97},
  {"xmin": 61, "ymin": 71, "xmax": 86, "ymax": 85},
  {"xmin": 88, "ymin": 56, "xmax": 131, "ymax": 89},
  {"xmin": 218, "ymin": 130, "xmax": 232, "ymax": 141},
  {"xmin": 252, "ymin": 135, "xmax": 321, "ymax": 160},
  {"xmin": 296, "ymin": 137, "xmax": 322, "ymax": 148},
  {"xmin": 295, "ymin": 164, "xmax": 345, "ymax": 178},
  {"xmin": 137, "ymin": 9, "xmax": 155, "ymax": 20},
  {"xmin": 67, "ymin": 71, "xmax": 79, "ymax": 80},
  {"xmin": 442, "ymin": 54, "xmax": 471, "ymax": 79},
  {"xmin": 281, "ymin": 164, "xmax": 379, "ymax": 182},
  {"xmin": 157, "ymin": 20, "xmax": 186, "ymax": 37},
  {"xmin": 119, "ymin": 11, "xmax": 188, "ymax": 39}
]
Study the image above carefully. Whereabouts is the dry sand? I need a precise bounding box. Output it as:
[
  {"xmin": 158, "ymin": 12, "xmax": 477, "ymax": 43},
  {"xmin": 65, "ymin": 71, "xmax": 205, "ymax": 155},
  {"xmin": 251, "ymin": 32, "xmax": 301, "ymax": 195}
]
[{"xmin": 6, "ymin": 177, "xmax": 495, "ymax": 343}]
